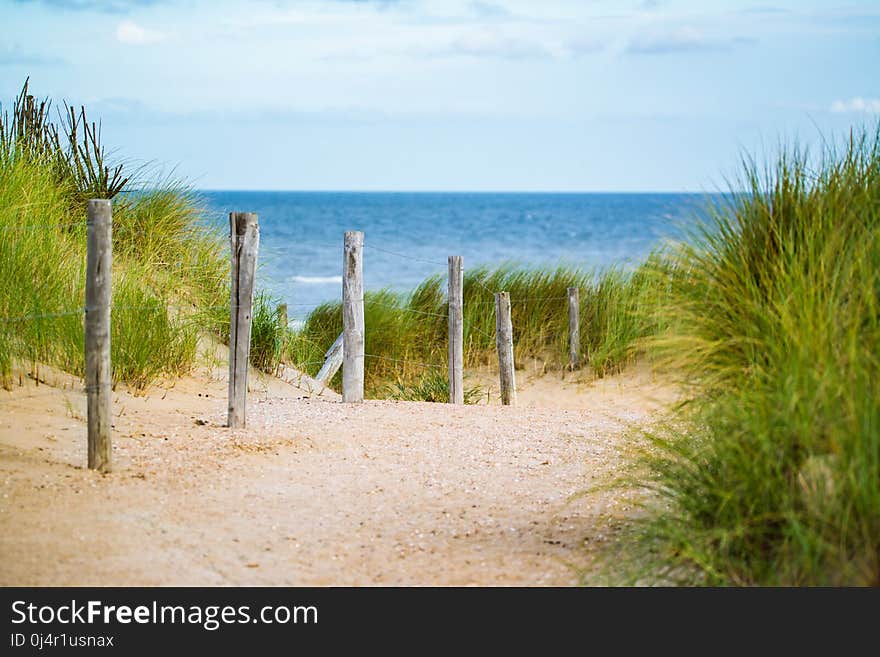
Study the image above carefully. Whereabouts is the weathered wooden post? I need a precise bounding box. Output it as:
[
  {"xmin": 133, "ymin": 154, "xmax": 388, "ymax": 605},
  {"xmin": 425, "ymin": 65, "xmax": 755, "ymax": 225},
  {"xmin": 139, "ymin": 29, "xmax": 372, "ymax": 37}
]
[
  {"xmin": 277, "ymin": 303, "xmax": 288, "ymax": 330},
  {"xmin": 86, "ymin": 199, "xmax": 113, "ymax": 472},
  {"xmin": 567, "ymin": 286, "xmax": 580, "ymax": 370},
  {"xmin": 315, "ymin": 332, "xmax": 344, "ymax": 384},
  {"xmin": 448, "ymin": 255, "xmax": 464, "ymax": 404},
  {"xmin": 342, "ymin": 231, "xmax": 364, "ymax": 402},
  {"xmin": 228, "ymin": 212, "xmax": 259, "ymax": 428},
  {"xmin": 495, "ymin": 291, "xmax": 516, "ymax": 406}
]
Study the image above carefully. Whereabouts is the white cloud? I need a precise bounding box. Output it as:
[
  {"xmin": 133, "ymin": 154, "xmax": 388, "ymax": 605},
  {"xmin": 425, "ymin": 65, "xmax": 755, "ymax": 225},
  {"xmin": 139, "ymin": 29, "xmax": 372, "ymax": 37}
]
[
  {"xmin": 626, "ymin": 27, "xmax": 755, "ymax": 55},
  {"xmin": 565, "ymin": 35, "xmax": 604, "ymax": 57},
  {"xmin": 115, "ymin": 20, "xmax": 167, "ymax": 45},
  {"xmin": 830, "ymin": 97, "xmax": 880, "ymax": 114},
  {"xmin": 420, "ymin": 31, "xmax": 554, "ymax": 59},
  {"xmin": 318, "ymin": 32, "xmax": 557, "ymax": 62},
  {"xmin": 0, "ymin": 43, "xmax": 65, "ymax": 66}
]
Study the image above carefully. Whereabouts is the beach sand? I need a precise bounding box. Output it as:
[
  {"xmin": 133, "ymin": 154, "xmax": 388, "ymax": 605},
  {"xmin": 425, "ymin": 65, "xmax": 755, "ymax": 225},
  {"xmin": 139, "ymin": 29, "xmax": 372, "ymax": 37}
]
[{"xmin": 0, "ymin": 359, "xmax": 675, "ymax": 586}]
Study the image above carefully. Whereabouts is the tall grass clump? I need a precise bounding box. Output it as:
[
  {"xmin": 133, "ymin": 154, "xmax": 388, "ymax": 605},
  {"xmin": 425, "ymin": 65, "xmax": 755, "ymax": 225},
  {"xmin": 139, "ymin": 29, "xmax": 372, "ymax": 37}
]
[
  {"xmin": 460, "ymin": 263, "xmax": 665, "ymax": 373},
  {"xmin": 288, "ymin": 263, "xmax": 659, "ymax": 397},
  {"xmin": 637, "ymin": 128, "xmax": 880, "ymax": 585},
  {"xmin": 0, "ymin": 81, "xmax": 228, "ymax": 389},
  {"xmin": 384, "ymin": 371, "xmax": 484, "ymax": 404},
  {"xmin": 249, "ymin": 293, "xmax": 289, "ymax": 373}
]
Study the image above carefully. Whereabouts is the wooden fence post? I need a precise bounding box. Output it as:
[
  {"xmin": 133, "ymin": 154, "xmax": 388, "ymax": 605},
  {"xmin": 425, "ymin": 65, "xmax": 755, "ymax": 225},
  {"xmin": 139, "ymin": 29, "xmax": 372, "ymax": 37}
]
[
  {"xmin": 567, "ymin": 286, "xmax": 580, "ymax": 370},
  {"xmin": 448, "ymin": 255, "xmax": 464, "ymax": 404},
  {"xmin": 342, "ymin": 231, "xmax": 364, "ymax": 402},
  {"xmin": 86, "ymin": 199, "xmax": 113, "ymax": 472},
  {"xmin": 495, "ymin": 291, "xmax": 516, "ymax": 406},
  {"xmin": 315, "ymin": 331, "xmax": 344, "ymax": 384},
  {"xmin": 277, "ymin": 303, "xmax": 288, "ymax": 330},
  {"xmin": 228, "ymin": 212, "xmax": 259, "ymax": 428}
]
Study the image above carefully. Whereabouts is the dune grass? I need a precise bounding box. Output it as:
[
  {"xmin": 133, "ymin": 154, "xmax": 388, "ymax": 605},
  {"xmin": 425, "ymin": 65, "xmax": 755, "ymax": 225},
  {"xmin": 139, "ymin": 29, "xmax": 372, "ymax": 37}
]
[
  {"xmin": 384, "ymin": 370, "xmax": 485, "ymax": 404},
  {"xmin": 284, "ymin": 263, "xmax": 660, "ymax": 397},
  {"xmin": 249, "ymin": 292, "xmax": 289, "ymax": 374},
  {"xmin": 630, "ymin": 128, "xmax": 880, "ymax": 585},
  {"xmin": 0, "ymin": 83, "xmax": 228, "ymax": 390}
]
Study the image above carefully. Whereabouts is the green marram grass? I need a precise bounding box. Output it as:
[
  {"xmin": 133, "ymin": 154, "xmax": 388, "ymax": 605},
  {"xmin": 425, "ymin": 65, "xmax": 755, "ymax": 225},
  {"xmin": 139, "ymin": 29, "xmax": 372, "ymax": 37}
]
[
  {"xmin": 249, "ymin": 292, "xmax": 288, "ymax": 374},
  {"xmin": 629, "ymin": 127, "xmax": 880, "ymax": 586},
  {"xmin": 0, "ymin": 83, "xmax": 228, "ymax": 389},
  {"xmin": 384, "ymin": 370, "xmax": 484, "ymax": 404},
  {"xmin": 284, "ymin": 263, "xmax": 660, "ymax": 397}
]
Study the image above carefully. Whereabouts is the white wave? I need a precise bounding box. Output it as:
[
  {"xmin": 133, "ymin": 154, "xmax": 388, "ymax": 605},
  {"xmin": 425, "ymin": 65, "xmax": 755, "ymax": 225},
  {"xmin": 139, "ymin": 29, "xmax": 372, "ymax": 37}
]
[{"xmin": 289, "ymin": 275, "xmax": 342, "ymax": 285}]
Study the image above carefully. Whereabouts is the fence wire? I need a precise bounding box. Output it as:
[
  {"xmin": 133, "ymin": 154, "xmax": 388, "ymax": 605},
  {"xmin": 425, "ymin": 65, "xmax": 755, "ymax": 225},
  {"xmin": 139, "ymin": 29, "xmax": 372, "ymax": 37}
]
[
  {"xmin": 0, "ymin": 302, "xmax": 315, "ymax": 325},
  {"xmin": 464, "ymin": 320, "xmax": 497, "ymax": 341},
  {"xmin": 363, "ymin": 244, "xmax": 447, "ymax": 267},
  {"xmin": 286, "ymin": 360, "xmax": 327, "ymax": 368},
  {"xmin": 0, "ymin": 309, "xmax": 84, "ymax": 324},
  {"xmin": 1, "ymin": 218, "xmax": 580, "ymax": 398},
  {"xmin": 368, "ymin": 301, "xmax": 448, "ymax": 319},
  {"xmin": 0, "ymin": 221, "xmax": 88, "ymax": 231},
  {"xmin": 364, "ymin": 353, "xmax": 445, "ymax": 370}
]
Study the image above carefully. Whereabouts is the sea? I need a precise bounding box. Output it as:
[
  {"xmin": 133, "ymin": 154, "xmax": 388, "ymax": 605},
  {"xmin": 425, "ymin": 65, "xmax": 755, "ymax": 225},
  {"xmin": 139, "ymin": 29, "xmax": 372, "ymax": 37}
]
[{"xmin": 200, "ymin": 192, "xmax": 710, "ymax": 323}]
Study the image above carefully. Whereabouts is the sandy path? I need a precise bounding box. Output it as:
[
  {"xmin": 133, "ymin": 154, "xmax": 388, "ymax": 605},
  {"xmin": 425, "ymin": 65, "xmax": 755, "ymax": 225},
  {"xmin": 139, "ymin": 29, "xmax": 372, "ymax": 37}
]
[{"xmin": 0, "ymin": 364, "xmax": 671, "ymax": 586}]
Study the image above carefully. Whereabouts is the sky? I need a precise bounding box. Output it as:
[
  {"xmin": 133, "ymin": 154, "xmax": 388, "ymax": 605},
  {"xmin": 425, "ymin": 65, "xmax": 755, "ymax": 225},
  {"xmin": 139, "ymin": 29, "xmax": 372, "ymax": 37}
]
[{"xmin": 1, "ymin": 0, "xmax": 878, "ymax": 191}]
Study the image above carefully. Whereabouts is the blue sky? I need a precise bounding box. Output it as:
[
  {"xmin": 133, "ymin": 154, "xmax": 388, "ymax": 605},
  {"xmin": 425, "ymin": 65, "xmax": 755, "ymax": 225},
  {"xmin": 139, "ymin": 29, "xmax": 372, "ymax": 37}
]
[{"xmin": 1, "ymin": 0, "xmax": 878, "ymax": 191}]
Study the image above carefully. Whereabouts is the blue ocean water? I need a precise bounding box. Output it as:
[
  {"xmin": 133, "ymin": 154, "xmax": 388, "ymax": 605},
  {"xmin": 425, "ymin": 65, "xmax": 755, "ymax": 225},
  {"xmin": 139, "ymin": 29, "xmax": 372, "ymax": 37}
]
[{"xmin": 201, "ymin": 192, "xmax": 709, "ymax": 322}]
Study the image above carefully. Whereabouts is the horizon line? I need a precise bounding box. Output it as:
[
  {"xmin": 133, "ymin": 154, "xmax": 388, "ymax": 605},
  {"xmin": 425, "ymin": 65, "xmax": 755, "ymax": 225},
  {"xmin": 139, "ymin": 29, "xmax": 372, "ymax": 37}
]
[{"xmin": 193, "ymin": 188, "xmax": 729, "ymax": 195}]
